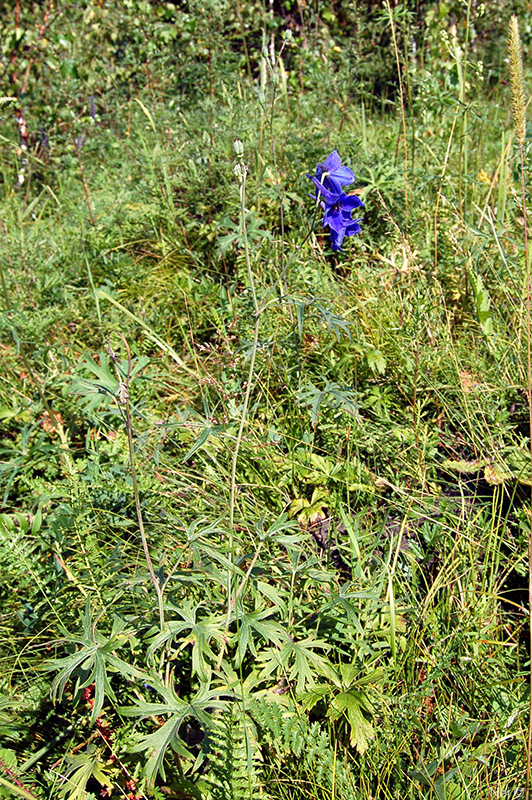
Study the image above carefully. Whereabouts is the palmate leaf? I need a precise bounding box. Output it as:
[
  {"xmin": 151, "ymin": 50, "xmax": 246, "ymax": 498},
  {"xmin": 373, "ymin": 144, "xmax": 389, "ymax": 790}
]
[
  {"xmin": 130, "ymin": 716, "xmax": 191, "ymax": 787},
  {"xmin": 298, "ymin": 380, "xmax": 358, "ymax": 426},
  {"xmin": 311, "ymin": 301, "xmax": 352, "ymax": 341},
  {"xmin": 230, "ymin": 604, "xmax": 287, "ymax": 667},
  {"xmin": 70, "ymin": 351, "xmax": 150, "ymax": 413},
  {"xmin": 58, "ymin": 747, "xmax": 114, "ymax": 800},
  {"xmin": 182, "ymin": 520, "xmax": 246, "ymax": 587},
  {"xmin": 330, "ymin": 689, "xmax": 374, "ymax": 754},
  {"xmin": 120, "ymin": 678, "xmax": 229, "ymax": 786},
  {"xmin": 321, "ymin": 585, "xmax": 384, "ymax": 637},
  {"xmin": 256, "ymin": 636, "xmax": 331, "ymax": 693},
  {"xmin": 44, "ymin": 601, "xmax": 143, "ymax": 724},
  {"xmin": 147, "ymin": 602, "xmax": 229, "ymax": 681},
  {"xmin": 217, "ymin": 213, "xmax": 273, "ymax": 255},
  {"xmin": 300, "ymin": 662, "xmax": 379, "ymax": 755}
]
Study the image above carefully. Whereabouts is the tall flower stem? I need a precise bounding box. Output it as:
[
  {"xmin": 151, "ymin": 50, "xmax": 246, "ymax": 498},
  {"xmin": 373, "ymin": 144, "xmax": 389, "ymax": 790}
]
[
  {"xmin": 385, "ymin": 0, "xmax": 408, "ymax": 228},
  {"xmin": 227, "ymin": 144, "xmax": 260, "ymax": 624},
  {"xmin": 0, "ymin": 258, "xmax": 10, "ymax": 313},
  {"xmin": 74, "ymin": 138, "xmax": 95, "ymax": 226},
  {"xmin": 108, "ymin": 331, "xmax": 165, "ymax": 633},
  {"xmin": 522, "ymin": 131, "xmax": 532, "ymax": 800},
  {"xmin": 521, "ymin": 126, "xmax": 532, "ymax": 800},
  {"xmin": 508, "ymin": 16, "xmax": 532, "ymax": 797}
]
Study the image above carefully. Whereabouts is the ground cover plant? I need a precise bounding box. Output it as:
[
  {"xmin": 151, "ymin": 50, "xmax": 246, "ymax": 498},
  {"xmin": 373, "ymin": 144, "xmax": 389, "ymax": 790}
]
[{"xmin": 0, "ymin": 0, "xmax": 531, "ymax": 797}]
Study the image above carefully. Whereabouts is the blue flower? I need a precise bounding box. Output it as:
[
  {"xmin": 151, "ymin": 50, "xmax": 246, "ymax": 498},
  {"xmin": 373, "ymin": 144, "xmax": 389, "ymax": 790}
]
[
  {"xmin": 307, "ymin": 171, "xmax": 364, "ymax": 252},
  {"xmin": 309, "ymin": 149, "xmax": 355, "ymax": 195}
]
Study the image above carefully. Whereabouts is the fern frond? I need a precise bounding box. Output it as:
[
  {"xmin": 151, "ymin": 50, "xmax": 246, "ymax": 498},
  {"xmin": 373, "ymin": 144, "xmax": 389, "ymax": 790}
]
[
  {"xmin": 200, "ymin": 705, "xmax": 268, "ymax": 800},
  {"xmin": 250, "ymin": 697, "xmax": 359, "ymax": 799}
]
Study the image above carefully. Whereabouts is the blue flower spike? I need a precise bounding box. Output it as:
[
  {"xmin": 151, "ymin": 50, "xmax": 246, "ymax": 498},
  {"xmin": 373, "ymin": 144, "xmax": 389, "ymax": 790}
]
[{"xmin": 307, "ymin": 150, "xmax": 363, "ymax": 251}]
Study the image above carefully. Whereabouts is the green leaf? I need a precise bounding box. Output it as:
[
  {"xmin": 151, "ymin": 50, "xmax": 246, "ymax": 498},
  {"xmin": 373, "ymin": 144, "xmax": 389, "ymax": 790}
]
[
  {"xmin": 58, "ymin": 749, "xmax": 112, "ymax": 800},
  {"xmin": 59, "ymin": 59, "xmax": 79, "ymax": 79},
  {"xmin": 231, "ymin": 605, "xmax": 287, "ymax": 667},
  {"xmin": 501, "ymin": 445, "xmax": 532, "ymax": 485},
  {"xmin": 366, "ymin": 348, "xmax": 386, "ymax": 375},
  {"xmin": 469, "ymin": 271, "xmax": 494, "ymax": 336},
  {"xmin": 298, "ymin": 381, "xmax": 358, "ymax": 426},
  {"xmin": 0, "ymin": 748, "xmax": 17, "ymax": 771},
  {"xmin": 120, "ymin": 680, "xmax": 228, "ymax": 787},
  {"xmin": 441, "ymin": 458, "xmax": 481, "ymax": 474},
  {"xmin": 256, "ymin": 581, "xmax": 287, "ymax": 614},
  {"xmin": 71, "ymin": 351, "xmax": 150, "ymax": 414},
  {"xmin": 299, "ymin": 684, "xmax": 330, "ymax": 712},
  {"xmin": 0, "ymin": 775, "xmax": 38, "ymax": 799},
  {"xmin": 130, "ymin": 715, "xmax": 189, "ymax": 786},
  {"xmin": 44, "ymin": 601, "xmax": 142, "ymax": 723},
  {"xmin": 256, "ymin": 636, "xmax": 331, "ymax": 693},
  {"xmin": 147, "ymin": 603, "xmax": 228, "ymax": 681},
  {"xmin": 330, "ymin": 689, "xmax": 374, "ymax": 754},
  {"xmin": 181, "ymin": 419, "xmax": 230, "ymax": 462},
  {"xmin": 31, "ymin": 508, "xmax": 42, "ymax": 535}
]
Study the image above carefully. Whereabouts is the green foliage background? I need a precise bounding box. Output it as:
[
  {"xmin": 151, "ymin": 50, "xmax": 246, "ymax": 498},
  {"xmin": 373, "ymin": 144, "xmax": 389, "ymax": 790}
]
[{"xmin": 0, "ymin": 0, "xmax": 530, "ymax": 798}]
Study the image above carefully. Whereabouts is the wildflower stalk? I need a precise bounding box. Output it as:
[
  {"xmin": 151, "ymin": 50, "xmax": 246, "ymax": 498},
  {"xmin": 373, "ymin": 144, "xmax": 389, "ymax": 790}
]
[
  {"xmin": 0, "ymin": 258, "xmax": 10, "ymax": 313},
  {"xmin": 227, "ymin": 141, "xmax": 260, "ymax": 624},
  {"xmin": 108, "ymin": 331, "xmax": 165, "ymax": 633},
  {"xmin": 74, "ymin": 137, "xmax": 95, "ymax": 226},
  {"xmin": 508, "ymin": 16, "xmax": 532, "ymax": 798},
  {"xmin": 385, "ymin": 0, "xmax": 408, "ymax": 227}
]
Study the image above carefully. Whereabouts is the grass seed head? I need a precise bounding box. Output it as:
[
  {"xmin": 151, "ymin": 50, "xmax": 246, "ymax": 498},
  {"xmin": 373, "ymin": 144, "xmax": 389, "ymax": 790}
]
[{"xmin": 508, "ymin": 15, "xmax": 527, "ymax": 147}]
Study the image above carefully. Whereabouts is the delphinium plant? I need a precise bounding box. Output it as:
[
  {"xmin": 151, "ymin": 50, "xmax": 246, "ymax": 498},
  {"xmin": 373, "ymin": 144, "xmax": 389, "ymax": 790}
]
[{"xmin": 35, "ymin": 142, "xmax": 368, "ymax": 800}]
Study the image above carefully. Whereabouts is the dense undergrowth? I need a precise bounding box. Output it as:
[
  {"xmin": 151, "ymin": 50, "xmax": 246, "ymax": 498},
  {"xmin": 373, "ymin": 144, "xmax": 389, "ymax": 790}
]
[{"xmin": 0, "ymin": 1, "xmax": 531, "ymax": 798}]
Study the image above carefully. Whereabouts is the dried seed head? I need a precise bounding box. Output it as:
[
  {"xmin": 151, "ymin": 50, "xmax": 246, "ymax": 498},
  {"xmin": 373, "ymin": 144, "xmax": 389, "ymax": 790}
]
[{"xmin": 508, "ymin": 15, "xmax": 527, "ymax": 147}]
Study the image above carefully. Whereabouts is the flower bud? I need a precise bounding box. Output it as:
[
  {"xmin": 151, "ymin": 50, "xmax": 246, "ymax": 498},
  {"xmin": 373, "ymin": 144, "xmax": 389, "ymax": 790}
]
[{"xmin": 233, "ymin": 138, "xmax": 244, "ymax": 157}]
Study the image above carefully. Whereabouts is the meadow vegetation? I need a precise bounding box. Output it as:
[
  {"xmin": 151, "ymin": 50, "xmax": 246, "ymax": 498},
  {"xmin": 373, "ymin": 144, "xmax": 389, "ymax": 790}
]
[{"xmin": 0, "ymin": 1, "xmax": 530, "ymax": 797}]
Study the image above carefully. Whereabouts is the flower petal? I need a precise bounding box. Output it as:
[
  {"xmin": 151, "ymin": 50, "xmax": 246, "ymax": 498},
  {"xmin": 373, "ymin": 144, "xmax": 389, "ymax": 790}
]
[
  {"xmin": 307, "ymin": 176, "xmax": 342, "ymax": 203},
  {"xmin": 333, "ymin": 165, "xmax": 355, "ymax": 185},
  {"xmin": 341, "ymin": 195, "xmax": 364, "ymax": 210},
  {"xmin": 323, "ymin": 208, "xmax": 346, "ymax": 232},
  {"xmin": 330, "ymin": 226, "xmax": 346, "ymax": 250},
  {"xmin": 322, "ymin": 150, "xmax": 342, "ymax": 173}
]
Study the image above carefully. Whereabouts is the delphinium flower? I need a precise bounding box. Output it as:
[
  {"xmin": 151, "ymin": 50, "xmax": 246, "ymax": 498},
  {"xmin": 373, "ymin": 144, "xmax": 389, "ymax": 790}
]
[
  {"xmin": 307, "ymin": 150, "xmax": 364, "ymax": 251},
  {"xmin": 312, "ymin": 149, "xmax": 356, "ymax": 195}
]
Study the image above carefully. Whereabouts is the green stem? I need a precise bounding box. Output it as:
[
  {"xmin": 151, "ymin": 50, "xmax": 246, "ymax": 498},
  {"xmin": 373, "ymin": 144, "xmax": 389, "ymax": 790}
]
[
  {"xmin": 227, "ymin": 158, "xmax": 260, "ymax": 623},
  {"xmin": 520, "ymin": 139, "xmax": 532, "ymax": 800},
  {"xmin": 0, "ymin": 259, "xmax": 10, "ymax": 311},
  {"xmin": 108, "ymin": 332, "xmax": 165, "ymax": 633},
  {"xmin": 0, "ymin": 775, "xmax": 38, "ymax": 800},
  {"xmin": 85, "ymin": 254, "xmax": 101, "ymax": 325},
  {"xmin": 240, "ymin": 165, "xmax": 258, "ymax": 316}
]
